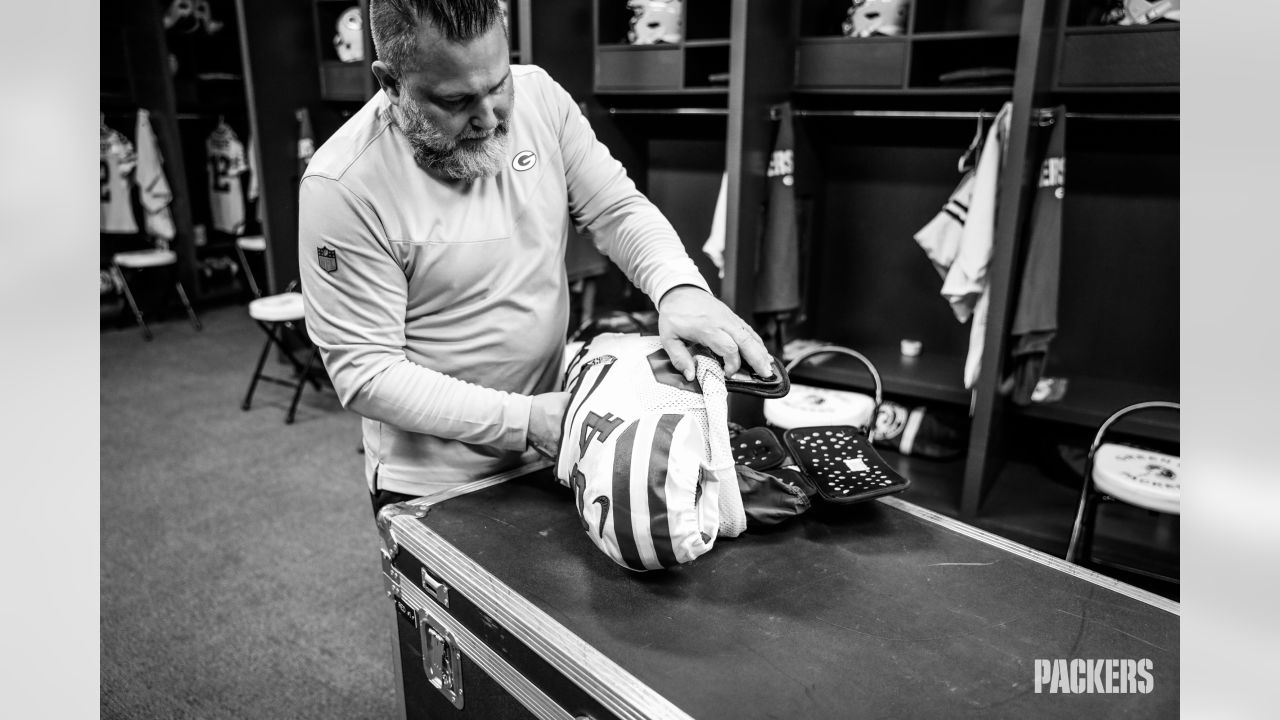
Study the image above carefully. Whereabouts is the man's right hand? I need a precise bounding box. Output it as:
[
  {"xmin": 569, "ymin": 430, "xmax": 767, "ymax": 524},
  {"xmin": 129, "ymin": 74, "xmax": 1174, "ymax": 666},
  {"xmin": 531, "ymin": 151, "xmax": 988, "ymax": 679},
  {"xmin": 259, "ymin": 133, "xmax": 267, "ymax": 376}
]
[{"xmin": 528, "ymin": 391, "xmax": 571, "ymax": 459}]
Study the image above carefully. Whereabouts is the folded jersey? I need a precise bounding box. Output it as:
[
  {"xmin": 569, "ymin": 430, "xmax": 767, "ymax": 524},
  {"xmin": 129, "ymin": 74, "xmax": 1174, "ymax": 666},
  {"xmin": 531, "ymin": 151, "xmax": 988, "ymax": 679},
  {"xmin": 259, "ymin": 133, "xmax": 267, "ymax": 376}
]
[{"xmin": 556, "ymin": 333, "xmax": 746, "ymax": 572}]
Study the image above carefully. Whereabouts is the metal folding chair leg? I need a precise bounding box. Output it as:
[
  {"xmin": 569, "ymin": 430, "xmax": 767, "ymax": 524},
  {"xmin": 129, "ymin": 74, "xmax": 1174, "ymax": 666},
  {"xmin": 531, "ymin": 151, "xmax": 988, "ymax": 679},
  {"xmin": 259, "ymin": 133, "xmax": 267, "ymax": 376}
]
[
  {"xmin": 1065, "ymin": 484, "xmax": 1103, "ymax": 565},
  {"xmin": 285, "ymin": 347, "xmax": 322, "ymax": 424},
  {"xmin": 113, "ymin": 263, "xmax": 152, "ymax": 341},
  {"xmin": 241, "ymin": 324, "xmax": 277, "ymax": 411},
  {"xmin": 175, "ymin": 281, "xmax": 202, "ymax": 331},
  {"xmin": 112, "ymin": 262, "xmax": 202, "ymax": 339},
  {"xmin": 234, "ymin": 244, "xmax": 263, "ymax": 299},
  {"xmin": 244, "ymin": 319, "xmax": 325, "ymax": 423}
]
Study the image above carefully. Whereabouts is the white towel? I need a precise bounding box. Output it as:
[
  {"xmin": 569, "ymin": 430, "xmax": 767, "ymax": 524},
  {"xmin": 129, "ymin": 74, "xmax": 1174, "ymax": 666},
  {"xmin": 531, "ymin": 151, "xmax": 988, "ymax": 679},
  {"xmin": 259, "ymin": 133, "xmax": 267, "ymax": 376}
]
[
  {"xmin": 701, "ymin": 172, "xmax": 727, "ymax": 278},
  {"xmin": 134, "ymin": 109, "xmax": 175, "ymax": 242}
]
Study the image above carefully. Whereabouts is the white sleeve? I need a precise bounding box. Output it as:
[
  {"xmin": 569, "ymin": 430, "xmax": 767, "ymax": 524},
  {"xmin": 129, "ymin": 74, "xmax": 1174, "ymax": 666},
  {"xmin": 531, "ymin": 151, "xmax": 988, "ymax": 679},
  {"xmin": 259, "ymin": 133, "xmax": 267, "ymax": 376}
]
[
  {"xmin": 550, "ymin": 76, "xmax": 711, "ymax": 302},
  {"xmin": 298, "ymin": 176, "xmax": 533, "ymax": 451}
]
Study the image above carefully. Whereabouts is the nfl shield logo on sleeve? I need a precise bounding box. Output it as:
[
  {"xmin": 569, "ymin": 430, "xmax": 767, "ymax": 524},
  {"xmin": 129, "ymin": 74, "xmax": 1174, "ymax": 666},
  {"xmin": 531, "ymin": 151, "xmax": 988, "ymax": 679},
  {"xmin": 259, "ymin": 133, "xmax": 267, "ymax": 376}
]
[{"xmin": 317, "ymin": 246, "xmax": 338, "ymax": 273}]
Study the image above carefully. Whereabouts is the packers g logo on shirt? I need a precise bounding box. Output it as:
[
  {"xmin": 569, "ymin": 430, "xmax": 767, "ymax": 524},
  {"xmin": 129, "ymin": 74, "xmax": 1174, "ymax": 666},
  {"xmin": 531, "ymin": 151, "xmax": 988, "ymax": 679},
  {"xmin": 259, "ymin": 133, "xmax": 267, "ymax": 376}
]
[{"xmin": 512, "ymin": 150, "xmax": 536, "ymax": 171}]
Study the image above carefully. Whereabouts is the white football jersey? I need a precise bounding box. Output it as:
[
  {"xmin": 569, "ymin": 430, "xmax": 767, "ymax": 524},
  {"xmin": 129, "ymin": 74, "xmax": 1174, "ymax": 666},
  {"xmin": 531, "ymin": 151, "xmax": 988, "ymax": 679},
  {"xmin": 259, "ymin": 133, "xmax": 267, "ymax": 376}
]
[
  {"xmin": 556, "ymin": 333, "xmax": 745, "ymax": 571},
  {"xmin": 206, "ymin": 122, "xmax": 248, "ymax": 234},
  {"xmin": 100, "ymin": 122, "xmax": 138, "ymax": 234}
]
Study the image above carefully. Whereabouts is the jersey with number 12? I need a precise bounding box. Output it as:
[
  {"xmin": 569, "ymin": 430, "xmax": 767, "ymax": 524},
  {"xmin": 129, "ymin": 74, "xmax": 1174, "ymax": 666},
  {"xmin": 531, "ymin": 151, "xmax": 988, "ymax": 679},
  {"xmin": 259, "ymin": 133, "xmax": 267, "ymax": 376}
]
[
  {"xmin": 101, "ymin": 123, "xmax": 138, "ymax": 233},
  {"xmin": 206, "ymin": 123, "xmax": 248, "ymax": 234}
]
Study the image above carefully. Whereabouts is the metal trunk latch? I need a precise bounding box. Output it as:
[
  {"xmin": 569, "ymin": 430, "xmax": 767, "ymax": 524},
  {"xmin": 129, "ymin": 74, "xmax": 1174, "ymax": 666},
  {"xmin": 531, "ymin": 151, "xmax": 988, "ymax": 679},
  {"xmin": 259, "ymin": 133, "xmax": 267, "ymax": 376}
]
[
  {"xmin": 421, "ymin": 566, "xmax": 450, "ymax": 607},
  {"xmin": 421, "ymin": 613, "xmax": 464, "ymax": 709}
]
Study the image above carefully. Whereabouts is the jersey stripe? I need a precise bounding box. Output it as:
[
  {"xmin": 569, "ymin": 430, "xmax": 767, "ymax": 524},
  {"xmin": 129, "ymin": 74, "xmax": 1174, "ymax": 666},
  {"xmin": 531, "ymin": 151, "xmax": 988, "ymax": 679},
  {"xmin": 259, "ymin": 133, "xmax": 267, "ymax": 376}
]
[
  {"xmin": 646, "ymin": 414, "xmax": 683, "ymax": 567},
  {"xmin": 566, "ymin": 359, "xmax": 615, "ymax": 435},
  {"xmin": 558, "ymin": 358, "xmax": 616, "ymax": 475},
  {"xmin": 610, "ymin": 421, "xmax": 645, "ymax": 570}
]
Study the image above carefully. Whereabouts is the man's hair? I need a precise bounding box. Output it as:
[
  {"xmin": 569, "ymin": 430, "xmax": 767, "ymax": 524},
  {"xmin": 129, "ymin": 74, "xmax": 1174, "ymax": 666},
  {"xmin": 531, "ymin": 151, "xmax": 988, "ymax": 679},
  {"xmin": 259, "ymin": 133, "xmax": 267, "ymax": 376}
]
[{"xmin": 370, "ymin": 0, "xmax": 507, "ymax": 75}]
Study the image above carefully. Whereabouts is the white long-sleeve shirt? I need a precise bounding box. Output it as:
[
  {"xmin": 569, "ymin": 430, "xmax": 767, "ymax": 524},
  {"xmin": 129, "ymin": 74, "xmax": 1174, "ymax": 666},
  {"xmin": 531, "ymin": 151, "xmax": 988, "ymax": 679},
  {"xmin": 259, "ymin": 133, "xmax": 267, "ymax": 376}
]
[{"xmin": 299, "ymin": 65, "xmax": 710, "ymax": 496}]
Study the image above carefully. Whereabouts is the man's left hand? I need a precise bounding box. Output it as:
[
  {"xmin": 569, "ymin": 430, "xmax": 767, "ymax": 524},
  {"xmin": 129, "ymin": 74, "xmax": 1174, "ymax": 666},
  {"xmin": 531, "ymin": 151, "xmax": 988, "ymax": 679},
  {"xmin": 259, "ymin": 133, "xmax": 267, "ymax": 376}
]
[{"xmin": 657, "ymin": 285, "xmax": 774, "ymax": 382}]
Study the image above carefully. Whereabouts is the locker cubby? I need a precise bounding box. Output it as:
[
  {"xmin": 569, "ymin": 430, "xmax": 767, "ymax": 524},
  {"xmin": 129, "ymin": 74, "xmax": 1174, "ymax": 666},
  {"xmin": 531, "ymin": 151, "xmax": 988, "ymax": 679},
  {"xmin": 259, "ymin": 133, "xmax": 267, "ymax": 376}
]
[
  {"xmin": 1011, "ymin": 116, "xmax": 1179, "ymax": 440},
  {"xmin": 684, "ymin": 0, "xmax": 732, "ymax": 41},
  {"xmin": 797, "ymin": 0, "xmax": 859, "ymax": 38},
  {"xmin": 311, "ymin": 0, "xmax": 374, "ymax": 101},
  {"xmin": 789, "ymin": 115, "xmax": 983, "ymax": 406},
  {"xmin": 794, "ymin": 0, "xmax": 1024, "ymax": 92},
  {"xmin": 910, "ymin": 0, "xmax": 1023, "ymax": 35},
  {"xmin": 683, "ymin": 45, "xmax": 731, "ymax": 89},
  {"xmin": 593, "ymin": 2, "xmax": 732, "ymax": 94},
  {"xmin": 597, "ymin": 0, "xmax": 642, "ymax": 46},
  {"xmin": 907, "ymin": 36, "xmax": 1019, "ymax": 89},
  {"xmin": 1054, "ymin": 0, "xmax": 1180, "ymax": 90}
]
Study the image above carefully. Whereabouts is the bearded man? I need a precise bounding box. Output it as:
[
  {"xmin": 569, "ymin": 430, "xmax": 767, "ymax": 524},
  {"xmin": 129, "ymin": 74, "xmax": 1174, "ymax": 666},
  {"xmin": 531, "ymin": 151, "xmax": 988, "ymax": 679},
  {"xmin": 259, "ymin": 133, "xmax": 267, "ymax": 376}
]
[{"xmin": 298, "ymin": 0, "xmax": 772, "ymax": 514}]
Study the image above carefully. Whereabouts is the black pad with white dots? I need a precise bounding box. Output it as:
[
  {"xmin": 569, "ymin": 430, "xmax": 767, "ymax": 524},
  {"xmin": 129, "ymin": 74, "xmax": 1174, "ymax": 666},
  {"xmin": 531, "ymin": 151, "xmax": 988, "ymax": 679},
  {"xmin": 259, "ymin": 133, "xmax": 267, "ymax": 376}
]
[
  {"xmin": 731, "ymin": 426, "xmax": 788, "ymax": 471},
  {"xmin": 782, "ymin": 425, "xmax": 910, "ymax": 504}
]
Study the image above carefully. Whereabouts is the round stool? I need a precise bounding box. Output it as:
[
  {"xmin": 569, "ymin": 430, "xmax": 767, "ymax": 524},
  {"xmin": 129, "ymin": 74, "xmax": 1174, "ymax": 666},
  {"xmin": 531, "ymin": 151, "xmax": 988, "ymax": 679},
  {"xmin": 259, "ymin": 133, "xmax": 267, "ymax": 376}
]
[
  {"xmin": 1092, "ymin": 444, "xmax": 1180, "ymax": 516},
  {"xmin": 764, "ymin": 385, "xmax": 877, "ymax": 431},
  {"xmin": 764, "ymin": 346, "xmax": 881, "ymax": 436}
]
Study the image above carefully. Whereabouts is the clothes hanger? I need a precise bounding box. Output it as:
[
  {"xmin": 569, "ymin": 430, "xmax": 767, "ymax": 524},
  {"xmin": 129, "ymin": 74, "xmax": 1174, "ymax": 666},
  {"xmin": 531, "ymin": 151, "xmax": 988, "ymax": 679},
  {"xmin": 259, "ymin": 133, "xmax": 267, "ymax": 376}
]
[{"xmin": 957, "ymin": 112, "xmax": 985, "ymax": 174}]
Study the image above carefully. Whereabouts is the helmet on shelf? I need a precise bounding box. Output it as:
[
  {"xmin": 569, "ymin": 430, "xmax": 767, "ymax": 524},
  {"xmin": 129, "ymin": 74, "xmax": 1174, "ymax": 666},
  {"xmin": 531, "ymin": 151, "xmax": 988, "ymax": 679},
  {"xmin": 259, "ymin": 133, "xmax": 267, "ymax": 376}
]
[
  {"xmin": 333, "ymin": 6, "xmax": 365, "ymax": 63},
  {"xmin": 842, "ymin": 0, "xmax": 910, "ymax": 38},
  {"xmin": 626, "ymin": 0, "xmax": 683, "ymax": 45},
  {"xmin": 1102, "ymin": 0, "xmax": 1181, "ymax": 26}
]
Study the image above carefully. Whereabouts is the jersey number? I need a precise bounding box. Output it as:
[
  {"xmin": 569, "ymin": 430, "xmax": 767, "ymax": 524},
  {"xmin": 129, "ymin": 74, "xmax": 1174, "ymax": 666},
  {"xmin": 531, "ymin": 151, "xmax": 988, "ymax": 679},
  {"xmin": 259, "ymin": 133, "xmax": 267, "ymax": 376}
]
[
  {"xmin": 209, "ymin": 154, "xmax": 233, "ymax": 193},
  {"xmin": 579, "ymin": 411, "xmax": 624, "ymax": 456}
]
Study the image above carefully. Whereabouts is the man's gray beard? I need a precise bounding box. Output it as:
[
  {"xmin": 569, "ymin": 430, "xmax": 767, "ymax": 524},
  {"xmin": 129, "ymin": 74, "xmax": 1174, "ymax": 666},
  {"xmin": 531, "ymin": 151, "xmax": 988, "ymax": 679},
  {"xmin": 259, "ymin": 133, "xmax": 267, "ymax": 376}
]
[{"xmin": 393, "ymin": 97, "xmax": 510, "ymax": 182}]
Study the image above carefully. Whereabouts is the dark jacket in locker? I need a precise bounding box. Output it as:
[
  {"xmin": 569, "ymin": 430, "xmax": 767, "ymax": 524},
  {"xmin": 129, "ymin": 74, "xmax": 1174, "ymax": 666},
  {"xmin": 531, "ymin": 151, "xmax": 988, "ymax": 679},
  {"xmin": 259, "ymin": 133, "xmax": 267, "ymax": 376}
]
[{"xmin": 1008, "ymin": 106, "xmax": 1066, "ymax": 405}]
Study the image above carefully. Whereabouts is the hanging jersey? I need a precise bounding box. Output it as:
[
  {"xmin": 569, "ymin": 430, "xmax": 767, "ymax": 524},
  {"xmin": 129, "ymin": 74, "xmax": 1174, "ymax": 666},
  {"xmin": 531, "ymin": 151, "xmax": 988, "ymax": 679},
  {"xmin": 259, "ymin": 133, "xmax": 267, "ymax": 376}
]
[
  {"xmin": 1008, "ymin": 106, "xmax": 1067, "ymax": 404},
  {"xmin": 206, "ymin": 123, "xmax": 248, "ymax": 234},
  {"xmin": 757, "ymin": 99, "xmax": 801, "ymax": 315},
  {"xmin": 913, "ymin": 170, "xmax": 975, "ymax": 280},
  {"xmin": 101, "ymin": 122, "xmax": 138, "ymax": 234}
]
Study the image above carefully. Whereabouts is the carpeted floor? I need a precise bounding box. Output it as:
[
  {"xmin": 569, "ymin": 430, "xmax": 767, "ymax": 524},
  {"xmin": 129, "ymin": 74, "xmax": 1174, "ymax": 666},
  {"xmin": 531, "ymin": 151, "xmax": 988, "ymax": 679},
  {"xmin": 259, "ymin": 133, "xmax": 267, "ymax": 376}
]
[{"xmin": 101, "ymin": 304, "xmax": 397, "ymax": 719}]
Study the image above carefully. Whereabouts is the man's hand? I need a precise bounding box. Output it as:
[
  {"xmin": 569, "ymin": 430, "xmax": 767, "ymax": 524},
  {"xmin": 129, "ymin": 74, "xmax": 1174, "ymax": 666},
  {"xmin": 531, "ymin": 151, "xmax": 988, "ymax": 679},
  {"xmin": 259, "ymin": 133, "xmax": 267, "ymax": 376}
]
[
  {"xmin": 657, "ymin": 285, "xmax": 774, "ymax": 382},
  {"xmin": 527, "ymin": 391, "xmax": 571, "ymax": 459}
]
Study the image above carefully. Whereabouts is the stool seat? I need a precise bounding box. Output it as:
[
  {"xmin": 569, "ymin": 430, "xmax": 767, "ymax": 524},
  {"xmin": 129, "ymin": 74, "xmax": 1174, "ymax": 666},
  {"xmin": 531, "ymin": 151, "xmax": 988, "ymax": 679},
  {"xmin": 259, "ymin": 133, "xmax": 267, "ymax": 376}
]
[
  {"xmin": 1065, "ymin": 400, "xmax": 1180, "ymax": 581},
  {"xmin": 236, "ymin": 235, "xmax": 267, "ymax": 252},
  {"xmin": 114, "ymin": 249, "xmax": 177, "ymax": 269},
  {"xmin": 248, "ymin": 292, "xmax": 304, "ymax": 323},
  {"xmin": 764, "ymin": 384, "xmax": 876, "ymax": 430},
  {"xmin": 1092, "ymin": 443, "xmax": 1180, "ymax": 515},
  {"xmin": 242, "ymin": 284, "xmax": 324, "ymax": 424}
]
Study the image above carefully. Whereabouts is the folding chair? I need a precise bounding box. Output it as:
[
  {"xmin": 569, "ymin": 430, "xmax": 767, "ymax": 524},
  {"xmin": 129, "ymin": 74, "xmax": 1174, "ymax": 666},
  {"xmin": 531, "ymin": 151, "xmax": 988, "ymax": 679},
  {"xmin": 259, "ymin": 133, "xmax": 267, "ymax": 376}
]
[
  {"xmin": 111, "ymin": 248, "xmax": 202, "ymax": 341},
  {"xmin": 1065, "ymin": 401, "xmax": 1180, "ymax": 584},
  {"xmin": 241, "ymin": 281, "xmax": 325, "ymax": 424},
  {"xmin": 234, "ymin": 235, "xmax": 267, "ymax": 298}
]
